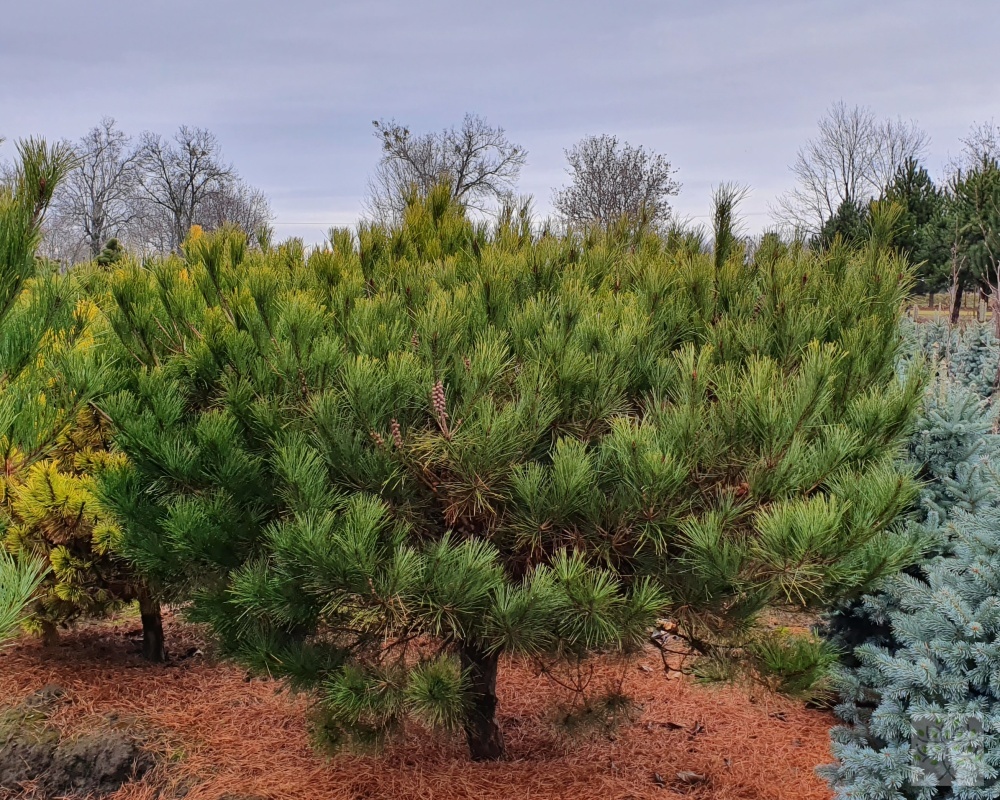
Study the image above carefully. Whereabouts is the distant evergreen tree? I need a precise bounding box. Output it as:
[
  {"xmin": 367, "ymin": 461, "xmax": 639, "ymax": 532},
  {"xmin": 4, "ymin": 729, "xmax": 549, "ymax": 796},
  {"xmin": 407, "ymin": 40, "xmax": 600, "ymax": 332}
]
[
  {"xmin": 951, "ymin": 157, "xmax": 1000, "ymax": 298},
  {"xmin": 95, "ymin": 237, "xmax": 126, "ymax": 268},
  {"xmin": 816, "ymin": 198, "xmax": 871, "ymax": 249},
  {"xmin": 95, "ymin": 189, "xmax": 923, "ymax": 760},
  {"xmin": 882, "ymin": 159, "xmax": 951, "ymax": 294}
]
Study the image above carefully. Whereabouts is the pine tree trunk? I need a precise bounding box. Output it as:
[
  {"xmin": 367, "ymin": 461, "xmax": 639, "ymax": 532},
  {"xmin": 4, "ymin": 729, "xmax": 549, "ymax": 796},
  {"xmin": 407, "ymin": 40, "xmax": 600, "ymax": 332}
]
[
  {"xmin": 139, "ymin": 594, "xmax": 165, "ymax": 662},
  {"xmin": 951, "ymin": 282, "xmax": 964, "ymax": 324},
  {"xmin": 459, "ymin": 641, "xmax": 504, "ymax": 761},
  {"xmin": 41, "ymin": 619, "xmax": 59, "ymax": 647}
]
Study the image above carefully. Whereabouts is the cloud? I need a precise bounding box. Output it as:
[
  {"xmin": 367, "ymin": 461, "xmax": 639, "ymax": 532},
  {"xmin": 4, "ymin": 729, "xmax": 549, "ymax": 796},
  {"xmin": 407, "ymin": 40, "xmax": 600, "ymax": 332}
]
[{"xmin": 3, "ymin": 0, "xmax": 997, "ymax": 241}]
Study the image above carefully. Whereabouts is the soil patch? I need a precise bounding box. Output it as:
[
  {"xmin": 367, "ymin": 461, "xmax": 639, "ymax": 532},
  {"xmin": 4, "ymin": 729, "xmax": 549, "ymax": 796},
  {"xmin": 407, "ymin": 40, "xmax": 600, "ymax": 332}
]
[{"xmin": 0, "ymin": 685, "xmax": 153, "ymax": 798}]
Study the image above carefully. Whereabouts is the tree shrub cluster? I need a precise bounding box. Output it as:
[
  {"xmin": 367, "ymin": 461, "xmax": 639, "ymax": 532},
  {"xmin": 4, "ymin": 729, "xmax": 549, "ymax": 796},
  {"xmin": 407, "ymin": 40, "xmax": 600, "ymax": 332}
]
[
  {"xmin": 81, "ymin": 186, "xmax": 923, "ymax": 759},
  {"xmin": 3, "ymin": 133, "xmax": 942, "ymax": 765},
  {"xmin": 776, "ymin": 108, "xmax": 1000, "ymax": 332},
  {"xmin": 40, "ymin": 119, "xmax": 274, "ymax": 263}
]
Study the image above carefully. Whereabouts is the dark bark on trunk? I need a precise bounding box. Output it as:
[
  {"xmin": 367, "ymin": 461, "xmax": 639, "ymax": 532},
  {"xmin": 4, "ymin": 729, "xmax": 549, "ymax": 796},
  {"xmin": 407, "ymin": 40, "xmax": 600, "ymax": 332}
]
[
  {"xmin": 951, "ymin": 282, "xmax": 964, "ymax": 324},
  {"xmin": 139, "ymin": 594, "xmax": 165, "ymax": 662},
  {"xmin": 459, "ymin": 642, "xmax": 504, "ymax": 761},
  {"xmin": 41, "ymin": 619, "xmax": 59, "ymax": 647}
]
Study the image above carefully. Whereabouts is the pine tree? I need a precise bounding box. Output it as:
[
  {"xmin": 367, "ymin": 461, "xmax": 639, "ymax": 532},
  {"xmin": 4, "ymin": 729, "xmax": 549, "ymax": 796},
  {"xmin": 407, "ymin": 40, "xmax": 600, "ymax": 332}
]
[
  {"xmin": 881, "ymin": 158, "xmax": 950, "ymax": 295},
  {"xmin": 0, "ymin": 549, "xmax": 45, "ymax": 645},
  {"xmin": 0, "ymin": 140, "xmax": 163, "ymax": 658},
  {"xmin": 0, "ymin": 138, "xmax": 77, "ymax": 639},
  {"xmin": 1, "ymin": 401, "xmax": 165, "ymax": 659},
  {"xmin": 96, "ymin": 191, "xmax": 924, "ymax": 760},
  {"xmin": 0, "ymin": 139, "xmax": 79, "ymax": 454},
  {"xmin": 816, "ymin": 198, "xmax": 871, "ymax": 250}
]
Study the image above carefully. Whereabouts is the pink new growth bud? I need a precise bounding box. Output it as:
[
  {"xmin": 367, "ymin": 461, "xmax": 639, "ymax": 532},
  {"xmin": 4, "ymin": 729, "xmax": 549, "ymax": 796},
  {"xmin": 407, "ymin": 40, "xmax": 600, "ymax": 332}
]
[
  {"xmin": 432, "ymin": 380, "xmax": 449, "ymax": 422},
  {"xmin": 431, "ymin": 380, "xmax": 451, "ymax": 438},
  {"xmin": 390, "ymin": 418, "xmax": 403, "ymax": 449}
]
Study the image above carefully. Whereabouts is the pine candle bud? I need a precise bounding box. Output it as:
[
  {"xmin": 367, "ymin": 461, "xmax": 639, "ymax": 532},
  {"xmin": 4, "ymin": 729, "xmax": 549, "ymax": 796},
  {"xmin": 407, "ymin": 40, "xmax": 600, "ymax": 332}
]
[{"xmin": 431, "ymin": 381, "xmax": 448, "ymax": 422}]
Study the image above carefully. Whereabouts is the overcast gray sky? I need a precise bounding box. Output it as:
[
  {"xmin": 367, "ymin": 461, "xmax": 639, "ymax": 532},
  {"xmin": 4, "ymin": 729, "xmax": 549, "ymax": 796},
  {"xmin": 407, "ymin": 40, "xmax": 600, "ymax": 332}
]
[{"xmin": 3, "ymin": 0, "xmax": 997, "ymax": 242}]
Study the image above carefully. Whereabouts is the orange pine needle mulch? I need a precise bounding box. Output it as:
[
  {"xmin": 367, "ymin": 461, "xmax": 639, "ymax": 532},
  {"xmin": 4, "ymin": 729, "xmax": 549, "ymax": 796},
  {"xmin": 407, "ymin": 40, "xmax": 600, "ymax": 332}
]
[{"xmin": 0, "ymin": 614, "xmax": 837, "ymax": 800}]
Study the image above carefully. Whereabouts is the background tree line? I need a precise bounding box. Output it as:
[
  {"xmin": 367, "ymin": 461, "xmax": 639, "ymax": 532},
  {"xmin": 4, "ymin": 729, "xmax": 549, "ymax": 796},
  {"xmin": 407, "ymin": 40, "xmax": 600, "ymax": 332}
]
[
  {"xmin": 16, "ymin": 107, "xmax": 1000, "ymax": 329},
  {"xmin": 34, "ymin": 118, "xmax": 274, "ymax": 263},
  {"xmin": 366, "ymin": 105, "xmax": 1000, "ymax": 336},
  {"xmin": 775, "ymin": 104, "xmax": 1000, "ymax": 326},
  {"xmin": 26, "ymin": 114, "xmax": 683, "ymax": 267}
]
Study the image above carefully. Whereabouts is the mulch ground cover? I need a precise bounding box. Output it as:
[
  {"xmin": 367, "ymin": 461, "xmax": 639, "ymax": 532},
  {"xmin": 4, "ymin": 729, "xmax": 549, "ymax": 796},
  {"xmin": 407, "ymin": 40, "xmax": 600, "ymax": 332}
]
[{"xmin": 0, "ymin": 612, "xmax": 836, "ymax": 800}]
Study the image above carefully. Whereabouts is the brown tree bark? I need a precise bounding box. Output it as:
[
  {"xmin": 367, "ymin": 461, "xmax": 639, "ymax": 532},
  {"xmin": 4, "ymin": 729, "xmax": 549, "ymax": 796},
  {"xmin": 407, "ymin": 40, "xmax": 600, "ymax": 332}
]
[
  {"xmin": 138, "ymin": 593, "xmax": 165, "ymax": 662},
  {"xmin": 950, "ymin": 282, "xmax": 964, "ymax": 324},
  {"xmin": 459, "ymin": 641, "xmax": 504, "ymax": 761},
  {"xmin": 40, "ymin": 619, "xmax": 59, "ymax": 647}
]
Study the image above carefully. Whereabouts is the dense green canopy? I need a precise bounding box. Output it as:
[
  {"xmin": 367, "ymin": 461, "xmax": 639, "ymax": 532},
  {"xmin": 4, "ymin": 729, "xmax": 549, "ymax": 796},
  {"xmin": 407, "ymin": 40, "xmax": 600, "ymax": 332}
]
[{"xmin": 95, "ymin": 189, "xmax": 923, "ymax": 759}]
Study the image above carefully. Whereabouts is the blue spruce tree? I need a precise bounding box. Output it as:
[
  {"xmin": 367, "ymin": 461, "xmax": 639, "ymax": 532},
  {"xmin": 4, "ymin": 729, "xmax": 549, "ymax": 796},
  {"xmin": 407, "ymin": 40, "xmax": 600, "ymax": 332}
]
[
  {"xmin": 823, "ymin": 368, "xmax": 999, "ymax": 662},
  {"xmin": 911, "ymin": 378, "xmax": 999, "ymax": 525},
  {"xmin": 908, "ymin": 318, "xmax": 999, "ymax": 401},
  {"xmin": 824, "ymin": 328, "xmax": 1000, "ymax": 798},
  {"xmin": 822, "ymin": 508, "xmax": 1000, "ymax": 799}
]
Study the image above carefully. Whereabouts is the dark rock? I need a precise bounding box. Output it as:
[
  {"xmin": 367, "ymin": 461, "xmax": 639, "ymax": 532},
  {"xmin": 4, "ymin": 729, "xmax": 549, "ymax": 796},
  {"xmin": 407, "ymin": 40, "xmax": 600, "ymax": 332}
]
[{"xmin": 0, "ymin": 738, "xmax": 57, "ymax": 791}]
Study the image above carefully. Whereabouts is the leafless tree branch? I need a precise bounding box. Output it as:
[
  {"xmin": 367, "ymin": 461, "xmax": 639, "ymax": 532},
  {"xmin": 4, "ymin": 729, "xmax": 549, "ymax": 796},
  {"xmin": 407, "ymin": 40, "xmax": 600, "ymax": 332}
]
[
  {"xmin": 552, "ymin": 134, "xmax": 680, "ymax": 230},
  {"xmin": 773, "ymin": 102, "xmax": 928, "ymax": 235},
  {"xmin": 365, "ymin": 114, "xmax": 526, "ymax": 222},
  {"xmin": 136, "ymin": 126, "xmax": 237, "ymax": 252}
]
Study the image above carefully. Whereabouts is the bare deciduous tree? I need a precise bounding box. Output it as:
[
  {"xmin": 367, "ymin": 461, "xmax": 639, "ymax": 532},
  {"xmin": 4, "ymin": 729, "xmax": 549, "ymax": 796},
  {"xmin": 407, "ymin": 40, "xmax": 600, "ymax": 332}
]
[
  {"xmin": 955, "ymin": 120, "xmax": 1000, "ymax": 172},
  {"xmin": 51, "ymin": 118, "xmax": 140, "ymax": 259},
  {"xmin": 552, "ymin": 134, "xmax": 680, "ymax": 229},
  {"xmin": 200, "ymin": 179, "xmax": 274, "ymax": 242},
  {"xmin": 27, "ymin": 121, "xmax": 273, "ymax": 262},
  {"xmin": 365, "ymin": 114, "xmax": 526, "ymax": 221},
  {"xmin": 136, "ymin": 126, "xmax": 236, "ymax": 251},
  {"xmin": 774, "ymin": 102, "xmax": 929, "ymax": 234}
]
